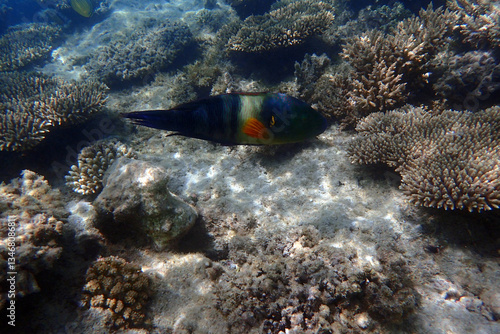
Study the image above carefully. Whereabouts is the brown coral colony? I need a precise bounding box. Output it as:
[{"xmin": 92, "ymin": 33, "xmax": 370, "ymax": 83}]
[{"xmin": 82, "ymin": 256, "xmax": 151, "ymax": 329}]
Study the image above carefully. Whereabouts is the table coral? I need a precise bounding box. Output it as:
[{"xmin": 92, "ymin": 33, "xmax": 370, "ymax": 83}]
[
  {"xmin": 0, "ymin": 22, "xmax": 61, "ymax": 72},
  {"xmin": 348, "ymin": 105, "xmax": 500, "ymax": 212},
  {"xmin": 0, "ymin": 72, "xmax": 108, "ymax": 151},
  {"xmin": 227, "ymin": 0, "xmax": 335, "ymax": 53},
  {"xmin": 85, "ymin": 20, "xmax": 193, "ymax": 87},
  {"xmin": 81, "ymin": 256, "xmax": 151, "ymax": 329},
  {"xmin": 65, "ymin": 140, "xmax": 136, "ymax": 195},
  {"xmin": 0, "ymin": 170, "xmax": 67, "ymax": 309}
]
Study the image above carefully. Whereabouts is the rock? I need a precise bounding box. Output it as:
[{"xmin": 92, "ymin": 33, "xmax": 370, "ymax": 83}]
[{"xmin": 93, "ymin": 158, "xmax": 197, "ymax": 249}]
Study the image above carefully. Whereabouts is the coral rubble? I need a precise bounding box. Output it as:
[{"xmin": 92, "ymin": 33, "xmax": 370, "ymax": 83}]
[
  {"xmin": 81, "ymin": 256, "xmax": 151, "ymax": 329},
  {"xmin": 0, "ymin": 23, "xmax": 61, "ymax": 72},
  {"xmin": 0, "ymin": 171, "xmax": 67, "ymax": 309},
  {"xmin": 65, "ymin": 140, "xmax": 136, "ymax": 195},
  {"xmin": 215, "ymin": 226, "xmax": 417, "ymax": 333},
  {"xmin": 93, "ymin": 158, "xmax": 198, "ymax": 249},
  {"xmin": 85, "ymin": 20, "xmax": 193, "ymax": 87},
  {"xmin": 227, "ymin": 0, "xmax": 335, "ymax": 53},
  {"xmin": 0, "ymin": 72, "xmax": 108, "ymax": 151},
  {"xmin": 348, "ymin": 105, "xmax": 500, "ymax": 211}
]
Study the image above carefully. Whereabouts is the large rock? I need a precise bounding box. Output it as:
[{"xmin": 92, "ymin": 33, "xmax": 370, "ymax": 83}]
[{"xmin": 93, "ymin": 158, "xmax": 197, "ymax": 249}]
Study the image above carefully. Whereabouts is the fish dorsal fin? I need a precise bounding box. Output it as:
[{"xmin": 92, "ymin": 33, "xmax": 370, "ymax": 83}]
[{"xmin": 243, "ymin": 118, "xmax": 269, "ymax": 139}]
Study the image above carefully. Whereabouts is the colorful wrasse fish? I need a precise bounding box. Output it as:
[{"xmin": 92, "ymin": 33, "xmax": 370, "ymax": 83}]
[
  {"xmin": 69, "ymin": 0, "xmax": 94, "ymax": 18},
  {"xmin": 122, "ymin": 93, "xmax": 328, "ymax": 145}
]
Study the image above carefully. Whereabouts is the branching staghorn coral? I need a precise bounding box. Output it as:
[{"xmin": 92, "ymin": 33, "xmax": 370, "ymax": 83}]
[
  {"xmin": 447, "ymin": 0, "xmax": 500, "ymax": 49},
  {"xmin": 301, "ymin": 5, "xmax": 456, "ymax": 128},
  {"xmin": 85, "ymin": 20, "xmax": 193, "ymax": 87},
  {"xmin": 0, "ymin": 23, "xmax": 61, "ymax": 72},
  {"xmin": 81, "ymin": 256, "xmax": 151, "ymax": 329},
  {"xmin": 65, "ymin": 140, "xmax": 136, "ymax": 195},
  {"xmin": 0, "ymin": 72, "xmax": 108, "ymax": 151},
  {"xmin": 348, "ymin": 105, "xmax": 500, "ymax": 212},
  {"xmin": 337, "ymin": 5, "xmax": 456, "ymax": 120},
  {"xmin": 227, "ymin": 0, "xmax": 335, "ymax": 53}
]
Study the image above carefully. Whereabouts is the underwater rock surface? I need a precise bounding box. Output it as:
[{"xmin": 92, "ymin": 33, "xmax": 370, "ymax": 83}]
[{"xmin": 93, "ymin": 158, "xmax": 198, "ymax": 249}]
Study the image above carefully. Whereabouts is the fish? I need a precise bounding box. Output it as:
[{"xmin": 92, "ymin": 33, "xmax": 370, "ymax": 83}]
[
  {"xmin": 69, "ymin": 0, "xmax": 94, "ymax": 18},
  {"xmin": 122, "ymin": 93, "xmax": 328, "ymax": 145}
]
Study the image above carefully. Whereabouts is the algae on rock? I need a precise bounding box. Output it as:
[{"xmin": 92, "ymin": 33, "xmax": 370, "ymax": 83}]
[{"xmin": 93, "ymin": 158, "xmax": 198, "ymax": 249}]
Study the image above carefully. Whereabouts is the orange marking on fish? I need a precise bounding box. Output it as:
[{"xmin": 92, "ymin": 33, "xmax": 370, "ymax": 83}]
[{"xmin": 243, "ymin": 118, "xmax": 269, "ymax": 138}]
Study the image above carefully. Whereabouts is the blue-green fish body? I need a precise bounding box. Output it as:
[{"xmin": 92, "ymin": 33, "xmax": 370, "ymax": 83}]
[
  {"xmin": 69, "ymin": 0, "xmax": 94, "ymax": 17},
  {"xmin": 122, "ymin": 93, "xmax": 327, "ymax": 145}
]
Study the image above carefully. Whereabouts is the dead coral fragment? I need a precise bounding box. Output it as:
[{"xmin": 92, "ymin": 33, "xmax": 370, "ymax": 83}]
[
  {"xmin": 448, "ymin": 0, "xmax": 500, "ymax": 48},
  {"xmin": 65, "ymin": 140, "xmax": 136, "ymax": 195},
  {"xmin": 0, "ymin": 23, "xmax": 61, "ymax": 71},
  {"xmin": 227, "ymin": 0, "xmax": 335, "ymax": 53},
  {"xmin": 82, "ymin": 256, "xmax": 151, "ymax": 329},
  {"xmin": 349, "ymin": 106, "xmax": 500, "ymax": 212},
  {"xmin": 0, "ymin": 72, "xmax": 108, "ymax": 151}
]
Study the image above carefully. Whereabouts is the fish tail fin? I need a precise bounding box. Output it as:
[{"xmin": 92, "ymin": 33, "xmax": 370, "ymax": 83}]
[{"xmin": 121, "ymin": 109, "xmax": 178, "ymax": 131}]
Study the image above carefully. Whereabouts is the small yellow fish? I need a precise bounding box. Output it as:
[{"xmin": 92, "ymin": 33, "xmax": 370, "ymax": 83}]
[{"xmin": 70, "ymin": 0, "xmax": 94, "ymax": 18}]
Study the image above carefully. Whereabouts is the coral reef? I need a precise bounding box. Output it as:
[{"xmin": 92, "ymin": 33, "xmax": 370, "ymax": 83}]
[
  {"xmin": 0, "ymin": 23, "xmax": 61, "ymax": 72},
  {"xmin": 65, "ymin": 140, "xmax": 136, "ymax": 195},
  {"xmin": 324, "ymin": 2, "xmax": 412, "ymax": 45},
  {"xmin": 430, "ymin": 50, "xmax": 500, "ymax": 109},
  {"xmin": 0, "ymin": 170, "xmax": 67, "ymax": 309},
  {"xmin": 294, "ymin": 53, "xmax": 331, "ymax": 101},
  {"xmin": 227, "ymin": 0, "xmax": 275, "ymax": 18},
  {"xmin": 81, "ymin": 256, "xmax": 151, "ymax": 329},
  {"xmin": 338, "ymin": 5, "xmax": 456, "ymax": 120},
  {"xmin": 304, "ymin": 5, "xmax": 457, "ymax": 127},
  {"xmin": 93, "ymin": 158, "xmax": 198, "ymax": 249},
  {"xmin": 0, "ymin": 72, "xmax": 108, "ymax": 151},
  {"xmin": 227, "ymin": 0, "xmax": 335, "ymax": 53},
  {"xmin": 348, "ymin": 105, "xmax": 500, "ymax": 212},
  {"xmin": 215, "ymin": 226, "xmax": 418, "ymax": 333},
  {"xmin": 447, "ymin": 0, "xmax": 500, "ymax": 49},
  {"xmin": 85, "ymin": 19, "xmax": 193, "ymax": 87}
]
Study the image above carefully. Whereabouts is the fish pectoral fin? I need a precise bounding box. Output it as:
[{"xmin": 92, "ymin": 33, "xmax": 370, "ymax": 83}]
[{"xmin": 243, "ymin": 118, "xmax": 268, "ymax": 138}]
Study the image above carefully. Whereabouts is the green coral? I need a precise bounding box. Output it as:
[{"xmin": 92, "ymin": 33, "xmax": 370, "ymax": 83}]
[{"xmin": 348, "ymin": 105, "xmax": 500, "ymax": 212}]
